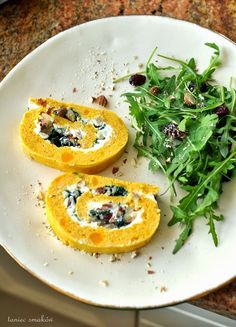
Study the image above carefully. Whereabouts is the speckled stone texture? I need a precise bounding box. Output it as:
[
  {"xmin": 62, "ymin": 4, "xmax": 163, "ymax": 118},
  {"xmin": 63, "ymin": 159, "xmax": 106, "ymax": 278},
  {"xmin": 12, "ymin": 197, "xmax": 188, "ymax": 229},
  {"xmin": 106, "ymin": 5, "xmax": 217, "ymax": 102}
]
[{"xmin": 0, "ymin": 0, "xmax": 236, "ymax": 319}]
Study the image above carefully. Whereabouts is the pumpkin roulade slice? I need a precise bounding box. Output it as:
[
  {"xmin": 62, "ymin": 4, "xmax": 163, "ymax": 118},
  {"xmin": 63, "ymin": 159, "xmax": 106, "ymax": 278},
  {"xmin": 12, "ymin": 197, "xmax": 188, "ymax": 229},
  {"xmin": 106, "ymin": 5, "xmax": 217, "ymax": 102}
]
[
  {"xmin": 46, "ymin": 173, "xmax": 161, "ymax": 253},
  {"xmin": 19, "ymin": 97, "xmax": 128, "ymax": 173}
]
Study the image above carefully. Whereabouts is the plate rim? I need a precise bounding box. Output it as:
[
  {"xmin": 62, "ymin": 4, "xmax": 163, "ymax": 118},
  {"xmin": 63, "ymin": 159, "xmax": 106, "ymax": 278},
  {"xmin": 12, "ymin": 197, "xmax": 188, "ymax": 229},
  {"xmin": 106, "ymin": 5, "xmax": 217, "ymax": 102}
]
[
  {"xmin": 3, "ymin": 244, "xmax": 235, "ymax": 309},
  {"xmin": 1, "ymin": 15, "xmax": 236, "ymax": 309}
]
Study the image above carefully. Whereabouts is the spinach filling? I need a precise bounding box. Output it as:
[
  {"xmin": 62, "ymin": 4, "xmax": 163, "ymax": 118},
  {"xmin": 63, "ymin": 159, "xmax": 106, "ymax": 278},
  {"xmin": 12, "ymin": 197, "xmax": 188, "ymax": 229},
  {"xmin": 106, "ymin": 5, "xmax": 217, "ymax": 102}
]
[
  {"xmin": 37, "ymin": 107, "xmax": 109, "ymax": 148},
  {"xmin": 89, "ymin": 203, "xmax": 130, "ymax": 228},
  {"xmin": 95, "ymin": 185, "xmax": 128, "ymax": 196},
  {"xmin": 48, "ymin": 127, "xmax": 82, "ymax": 148}
]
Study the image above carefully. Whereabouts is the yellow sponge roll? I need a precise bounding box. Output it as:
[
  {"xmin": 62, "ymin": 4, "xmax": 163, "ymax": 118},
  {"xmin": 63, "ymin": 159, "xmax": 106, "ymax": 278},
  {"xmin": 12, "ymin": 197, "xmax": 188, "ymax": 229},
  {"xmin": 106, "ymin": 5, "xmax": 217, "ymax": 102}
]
[
  {"xmin": 19, "ymin": 98, "xmax": 128, "ymax": 173},
  {"xmin": 46, "ymin": 173, "xmax": 161, "ymax": 253}
]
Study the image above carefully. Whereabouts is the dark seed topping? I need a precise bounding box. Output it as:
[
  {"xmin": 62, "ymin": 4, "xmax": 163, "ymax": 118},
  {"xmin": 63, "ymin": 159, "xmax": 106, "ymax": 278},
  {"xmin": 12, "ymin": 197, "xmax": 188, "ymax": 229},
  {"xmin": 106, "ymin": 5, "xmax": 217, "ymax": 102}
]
[
  {"xmin": 215, "ymin": 105, "xmax": 229, "ymax": 117},
  {"xmin": 129, "ymin": 74, "xmax": 146, "ymax": 87},
  {"xmin": 200, "ymin": 82, "xmax": 208, "ymax": 93},
  {"xmin": 188, "ymin": 81, "xmax": 195, "ymax": 92}
]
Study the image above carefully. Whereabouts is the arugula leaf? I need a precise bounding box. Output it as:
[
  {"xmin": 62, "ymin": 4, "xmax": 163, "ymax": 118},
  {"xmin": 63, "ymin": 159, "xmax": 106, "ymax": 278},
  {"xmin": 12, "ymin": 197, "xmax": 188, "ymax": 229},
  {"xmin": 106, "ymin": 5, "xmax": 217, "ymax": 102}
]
[{"xmin": 118, "ymin": 43, "xmax": 236, "ymax": 253}]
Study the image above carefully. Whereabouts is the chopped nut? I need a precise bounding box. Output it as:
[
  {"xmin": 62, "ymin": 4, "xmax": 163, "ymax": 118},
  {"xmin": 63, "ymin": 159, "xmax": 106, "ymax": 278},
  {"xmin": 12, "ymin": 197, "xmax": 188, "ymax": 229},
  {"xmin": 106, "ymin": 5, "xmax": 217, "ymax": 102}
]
[
  {"xmin": 146, "ymin": 262, "xmax": 152, "ymax": 268},
  {"xmin": 184, "ymin": 92, "xmax": 195, "ymax": 106},
  {"xmin": 36, "ymin": 191, "xmax": 45, "ymax": 202},
  {"xmin": 131, "ymin": 250, "xmax": 140, "ymax": 259},
  {"xmin": 109, "ymin": 253, "xmax": 121, "ymax": 262},
  {"xmin": 72, "ymin": 87, "xmax": 77, "ymax": 93},
  {"xmin": 131, "ymin": 158, "xmax": 137, "ymax": 167},
  {"xmin": 99, "ymin": 279, "xmax": 109, "ymax": 287},
  {"xmin": 123, "ymin": 158, "xmax": 127, "ymax": 164},
  {"xmin": 34, "ymin": 181, "xmax": 45, "ymax": 205},
  {"xmin": 160, "ymin": 286, "xmax": 167, "ymax": 292},
  {"xmin": 112, "ymin": 167, "xmax": 119, "ymax": 175},
  {"xmin": 149, "ymin": 86, "xmax": 160, "ymax": 95},
  {"xmin": 147, "ymin": 270, "xmax": 155, "ymax": 275},
  {"xmin": 92, "ymin": 95, "xmax": 108, "ymax": 107}
]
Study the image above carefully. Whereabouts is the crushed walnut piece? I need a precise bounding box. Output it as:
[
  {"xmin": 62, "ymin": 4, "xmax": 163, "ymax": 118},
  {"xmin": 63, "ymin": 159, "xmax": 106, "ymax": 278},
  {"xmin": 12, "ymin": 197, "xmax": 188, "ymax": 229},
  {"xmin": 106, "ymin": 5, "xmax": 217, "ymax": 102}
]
[
  {"xmin": 131, "ymin": 250, "xmax": 140, "ymax": 259},
  {"xmin": 149, "ymin": 86, "xmax": 160, "ymax": 95},
  {"xmin": 146, "ymin": 262, "xmax": 152, "ymax": 269},
  {"xmin": 92, "ymin": 95, "xmax": 108, "ymax": 107},
  {"xmin": 99, "ymin": 280, "xmax": 109, "ymax": 287},
  {"xmin": 34, "ymin": 181, "xmax": 45, "ymax": 208},
  {"xmin": 116, "ymin": 171, "xmax": 124, "ymax": 177},
  {"xmin": 184, "ymin": 92, "xmax": 195, "ymax": 106},
  {"xmin": 112, "ymin": 167, "xmax": 119, "ymax": 175},
  {"xmin": 147, "ymin": 270, "xmax": 155, "ymax": 275},
  {"xmin": 131, "ymin": 158, "xmax": 137, "ymax": 168},
  {"xmin": 89, "ymin": 252, "xmax": 100, "ymax": 258},
  {"xmin": 160, "ymin": 286, "xmax": 167, "ymax": 292},
  {"xmin": 109, "ymin": 253, "xmax": 121, "ymax": 262}
]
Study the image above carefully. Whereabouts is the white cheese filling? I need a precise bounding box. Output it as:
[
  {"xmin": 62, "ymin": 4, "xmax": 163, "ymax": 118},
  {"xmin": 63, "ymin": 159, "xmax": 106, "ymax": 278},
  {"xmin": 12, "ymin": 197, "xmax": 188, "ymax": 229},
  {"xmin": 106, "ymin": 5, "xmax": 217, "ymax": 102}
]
[
  {"xmin": 32, "ymin": 99, "xmax": 113, "ymax": 152},
  {"xmin": 64, "ymin": 183, "xmax": 157, "ymax": 229}
]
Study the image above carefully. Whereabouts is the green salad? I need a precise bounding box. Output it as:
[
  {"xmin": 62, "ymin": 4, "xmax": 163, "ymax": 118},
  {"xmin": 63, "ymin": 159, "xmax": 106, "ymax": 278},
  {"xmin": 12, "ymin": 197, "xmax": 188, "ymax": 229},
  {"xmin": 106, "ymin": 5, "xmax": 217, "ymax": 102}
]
[{"xmin": 116, "ymin": 43, "xmax": 236, "ymax": 253}]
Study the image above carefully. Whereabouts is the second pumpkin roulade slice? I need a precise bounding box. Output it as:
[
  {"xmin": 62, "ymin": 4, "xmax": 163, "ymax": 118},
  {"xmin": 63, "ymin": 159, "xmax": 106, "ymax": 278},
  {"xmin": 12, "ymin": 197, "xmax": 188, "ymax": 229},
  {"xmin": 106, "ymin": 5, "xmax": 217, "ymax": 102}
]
[{"xmin": 46, "ymin": 173, "xmax": 161, "ymax": 253}]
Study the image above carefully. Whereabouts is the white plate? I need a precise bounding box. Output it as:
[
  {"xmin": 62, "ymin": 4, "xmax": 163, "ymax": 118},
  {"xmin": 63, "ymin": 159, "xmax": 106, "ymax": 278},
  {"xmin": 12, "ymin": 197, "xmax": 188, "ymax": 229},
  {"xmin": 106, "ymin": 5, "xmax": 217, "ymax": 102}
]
[{"xmin": 0, "ymin": 16, "xmax": 236, "ymax": 309}]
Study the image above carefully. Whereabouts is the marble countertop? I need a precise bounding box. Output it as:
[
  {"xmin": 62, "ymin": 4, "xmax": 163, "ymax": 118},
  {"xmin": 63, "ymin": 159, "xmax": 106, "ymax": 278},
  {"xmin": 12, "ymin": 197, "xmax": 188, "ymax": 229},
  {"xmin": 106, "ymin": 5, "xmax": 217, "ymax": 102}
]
[{"xmin": 0, "ymin": 0, "xmax": 235, "ymax": 320}]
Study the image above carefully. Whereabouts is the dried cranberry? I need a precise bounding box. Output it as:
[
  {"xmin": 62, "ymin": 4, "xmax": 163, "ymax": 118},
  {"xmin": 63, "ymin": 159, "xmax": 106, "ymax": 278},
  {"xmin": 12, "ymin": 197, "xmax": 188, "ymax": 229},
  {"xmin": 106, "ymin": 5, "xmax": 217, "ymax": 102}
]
[
  {"xmin": 188, "ymin": 81, "xmax": 195, "ymax": 92},
  {"xmin": 129, "ymin": 74, "xmax": 146, "ymax": 86},
  {"xmin": 200, "ymin": 82, "xmax": 208, "ymax": 93},
  {"xmin": 215, "ymin": 105, "xmax": 229, "ymax": 117},
  {"xmin": 103, "ymin": 212, "xmax": 113, "ymax": 222}
]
